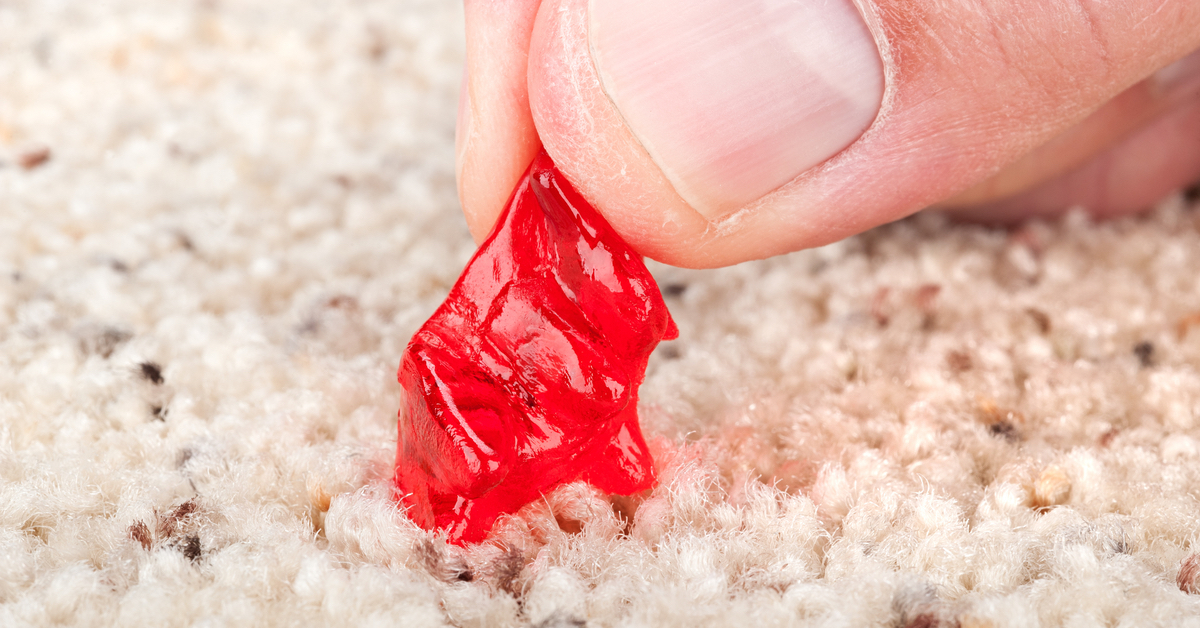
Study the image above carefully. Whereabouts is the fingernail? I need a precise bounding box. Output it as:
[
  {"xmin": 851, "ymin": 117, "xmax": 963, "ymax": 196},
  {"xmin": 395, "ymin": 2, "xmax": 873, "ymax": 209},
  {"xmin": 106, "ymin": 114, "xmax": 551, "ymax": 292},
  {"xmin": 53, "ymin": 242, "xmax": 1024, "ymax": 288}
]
[
  {"xmin": 590, "ymin": 0, "xmax": 884, "ymax": 219},
  {"xmin": 1155, "ymin": 49, "xmax": 1200, "ymax": 102}
]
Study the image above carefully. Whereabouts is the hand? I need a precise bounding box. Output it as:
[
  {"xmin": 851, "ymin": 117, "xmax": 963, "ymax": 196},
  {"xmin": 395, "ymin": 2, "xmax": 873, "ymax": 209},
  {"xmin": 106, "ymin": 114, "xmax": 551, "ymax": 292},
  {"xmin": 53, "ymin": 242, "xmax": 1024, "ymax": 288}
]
[{"xmin": 455, "ymin": 0, "xmax": 1200, "ymax": 268}]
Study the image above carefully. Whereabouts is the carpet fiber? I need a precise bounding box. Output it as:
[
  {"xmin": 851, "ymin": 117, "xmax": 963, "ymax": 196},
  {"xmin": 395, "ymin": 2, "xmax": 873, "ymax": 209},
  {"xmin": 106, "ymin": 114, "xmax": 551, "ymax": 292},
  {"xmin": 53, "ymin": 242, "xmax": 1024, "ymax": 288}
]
[{"xmin": 4, "ymin": 1, "xmax": 1200, "ymax": 626}]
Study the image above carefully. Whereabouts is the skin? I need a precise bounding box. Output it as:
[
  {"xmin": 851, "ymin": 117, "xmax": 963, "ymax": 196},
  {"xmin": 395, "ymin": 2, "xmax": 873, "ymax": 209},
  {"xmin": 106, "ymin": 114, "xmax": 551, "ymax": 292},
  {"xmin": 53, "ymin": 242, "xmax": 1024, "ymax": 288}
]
[{"xmin": 457, "ymin": 0, "xmax": 1200, "ymax": 269}]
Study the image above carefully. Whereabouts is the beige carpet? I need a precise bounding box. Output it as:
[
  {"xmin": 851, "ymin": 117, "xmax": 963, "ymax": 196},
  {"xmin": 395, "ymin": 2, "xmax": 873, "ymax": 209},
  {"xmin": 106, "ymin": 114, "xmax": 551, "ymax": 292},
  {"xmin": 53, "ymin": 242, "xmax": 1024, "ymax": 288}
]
[{"xmin": 4, "ymin": 1, "xmax": 1200, "ymax": 626}]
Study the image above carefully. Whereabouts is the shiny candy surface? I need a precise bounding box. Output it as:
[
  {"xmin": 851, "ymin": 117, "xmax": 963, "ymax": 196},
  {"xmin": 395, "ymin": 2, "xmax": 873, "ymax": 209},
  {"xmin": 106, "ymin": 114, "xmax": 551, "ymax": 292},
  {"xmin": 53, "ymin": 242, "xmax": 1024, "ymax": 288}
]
[{"xmin": 394, "ymin": 150, "xmax": 677, "ymax": 544}]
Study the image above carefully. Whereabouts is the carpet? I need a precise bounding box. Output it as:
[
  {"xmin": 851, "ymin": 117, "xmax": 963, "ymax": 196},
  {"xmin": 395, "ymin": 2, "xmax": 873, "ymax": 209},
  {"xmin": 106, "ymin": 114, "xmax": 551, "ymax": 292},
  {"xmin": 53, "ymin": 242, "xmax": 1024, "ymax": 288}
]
[{"xmin": 4, "ymin": 1, "xmax": 1200, "ymax": 626}]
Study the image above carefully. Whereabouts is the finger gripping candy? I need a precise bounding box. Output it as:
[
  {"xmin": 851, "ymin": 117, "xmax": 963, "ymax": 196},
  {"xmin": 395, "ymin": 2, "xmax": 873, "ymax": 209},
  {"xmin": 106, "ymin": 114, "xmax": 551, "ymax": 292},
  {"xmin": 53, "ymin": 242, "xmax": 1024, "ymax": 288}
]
[{"xmin": 394, "ymin": 150, "xmax": 677, "ymax": 544}]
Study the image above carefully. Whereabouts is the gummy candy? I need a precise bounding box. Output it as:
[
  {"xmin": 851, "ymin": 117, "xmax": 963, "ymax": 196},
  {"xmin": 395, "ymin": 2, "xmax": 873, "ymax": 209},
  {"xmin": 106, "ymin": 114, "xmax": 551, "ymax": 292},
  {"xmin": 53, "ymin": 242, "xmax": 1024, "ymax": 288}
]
[{"xmin": 394, "ymin": 150, "xmax": 677, "ymax": 544}]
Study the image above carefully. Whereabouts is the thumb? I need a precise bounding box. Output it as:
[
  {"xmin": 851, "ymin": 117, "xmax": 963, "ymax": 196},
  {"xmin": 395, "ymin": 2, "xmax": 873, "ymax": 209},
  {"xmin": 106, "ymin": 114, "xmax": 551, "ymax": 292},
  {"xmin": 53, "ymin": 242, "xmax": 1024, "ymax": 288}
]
[{"xmin": 520, "ymin": 0, "xmax": 1200, "ymax": 267}]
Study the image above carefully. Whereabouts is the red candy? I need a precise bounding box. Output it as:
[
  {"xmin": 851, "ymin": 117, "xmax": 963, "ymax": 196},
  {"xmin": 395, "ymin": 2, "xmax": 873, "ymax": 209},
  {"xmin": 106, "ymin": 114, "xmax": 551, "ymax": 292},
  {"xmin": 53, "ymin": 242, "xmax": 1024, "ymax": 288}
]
[{"xmin": 394, "ymin": 150, "xmax": 677, "ymax": 544}]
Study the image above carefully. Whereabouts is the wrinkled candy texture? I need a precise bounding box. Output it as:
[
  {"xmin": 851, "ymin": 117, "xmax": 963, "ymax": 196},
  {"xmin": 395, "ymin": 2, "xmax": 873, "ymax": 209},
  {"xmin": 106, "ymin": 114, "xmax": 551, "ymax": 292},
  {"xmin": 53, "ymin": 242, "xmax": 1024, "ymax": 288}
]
[{"xmin": 394, "ymin": 150, "xmax": 678, "ymax": 544}]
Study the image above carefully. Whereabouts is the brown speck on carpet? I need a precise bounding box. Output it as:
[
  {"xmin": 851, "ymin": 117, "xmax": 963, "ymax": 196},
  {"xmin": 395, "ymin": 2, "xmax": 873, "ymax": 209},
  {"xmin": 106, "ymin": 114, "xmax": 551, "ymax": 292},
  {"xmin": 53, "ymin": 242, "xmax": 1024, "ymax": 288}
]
[
  {"xmin": 139, "ymin": 361, "xmax": 165, "ymax": 385},
  {"xmin": 17, "ymin": 146, "xmax": 51, "ymax": 170}
]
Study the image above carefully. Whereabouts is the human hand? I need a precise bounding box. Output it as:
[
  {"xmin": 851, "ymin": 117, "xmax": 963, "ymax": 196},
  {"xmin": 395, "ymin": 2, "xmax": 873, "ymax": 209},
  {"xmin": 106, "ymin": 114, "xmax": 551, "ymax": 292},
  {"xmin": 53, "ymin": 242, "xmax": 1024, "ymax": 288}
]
[{"xmin": 455, "ymin": 0, "xmax": 1200, "ymax": 268}]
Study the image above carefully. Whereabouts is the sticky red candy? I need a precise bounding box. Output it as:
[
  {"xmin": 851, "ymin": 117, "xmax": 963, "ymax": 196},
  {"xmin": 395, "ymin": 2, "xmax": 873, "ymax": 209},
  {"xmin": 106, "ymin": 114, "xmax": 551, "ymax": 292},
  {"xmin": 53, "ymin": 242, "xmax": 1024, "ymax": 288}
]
[{"xmin": 394, "ymin": 150, "xmax": 677, "ymax": 544}]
